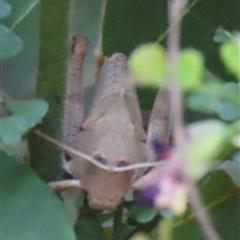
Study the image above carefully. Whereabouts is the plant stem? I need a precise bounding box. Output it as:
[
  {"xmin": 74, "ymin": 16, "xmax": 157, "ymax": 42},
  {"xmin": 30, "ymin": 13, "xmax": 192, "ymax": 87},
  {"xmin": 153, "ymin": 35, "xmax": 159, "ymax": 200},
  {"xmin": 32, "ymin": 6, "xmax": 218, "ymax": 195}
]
[
  {"xmin": 158, "ymin": 218, "xmax": 174, "ymax": 240},
  {"xmin": 167, "ymin": 0, "xmax": 187, "ymax": 156},
  {"xmin": 187, "ymin": 179, "xmax": 222, "ymax": 240},
  {"xmin": 166, "ymin": 1, "xmax": 222, "ymax": 240},
  {"xmin": 28, "ymin": 0, "xmax": 73, "ymax": 181},
  {"xmin": 112, "ymin": 204, "xmax": 124, "ymax": 240}
]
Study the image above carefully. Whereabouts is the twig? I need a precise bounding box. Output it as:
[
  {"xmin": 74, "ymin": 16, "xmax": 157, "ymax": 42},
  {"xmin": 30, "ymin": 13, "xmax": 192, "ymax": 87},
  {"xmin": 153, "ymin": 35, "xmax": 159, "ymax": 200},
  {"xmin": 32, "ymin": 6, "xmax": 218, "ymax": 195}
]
[
  {"xmin": 112, "ymin": 204, "xmax": 124, "ymax": 240},
  {"xmin": 187, "ymin": 179, "xmax": 222, "ymax": 240},
  {"xmin": 94, "ymin": 0, "xmax": 107, "ymax": 80},
  {"xmin": 167, "ymin": 0, "xmax": 187, "ymax": 150},
  {"xmin": 49, "ymin": 179, "xmax": 81, "ymax": 191},
  {"xmin": 34, "ymin": 129, "xmax": 164, "ymax": 172},
  {"xmin": 166, "ymin": 1, "xmax": 222, "ymax": 240},
  {"xmin": 158, "ymin": 218, "xmax": 174, "ymax": 240}
]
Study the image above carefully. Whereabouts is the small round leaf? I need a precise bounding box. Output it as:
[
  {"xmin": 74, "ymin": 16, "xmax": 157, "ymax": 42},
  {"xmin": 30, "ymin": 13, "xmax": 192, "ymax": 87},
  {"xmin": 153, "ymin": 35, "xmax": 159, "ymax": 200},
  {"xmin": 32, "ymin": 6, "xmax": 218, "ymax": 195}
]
[
  {"xmin": 0, "ymin": 24, "xmax": 23, "ymax": 59},
  {"xmin": 232, "ymin": 133, "xmax": 240, "ymax": 148},
  {"xmin": 7, "ymin": 98, "xmax": 49, "ymax": 127},
  {"xmin": 187, "ymin": 91, "xmax": 217, "ymax": 113},
  {"xmin": 178, "ymin": 49, "xmax": 204, "ymax": 91},
  {"xmin": 131, "ymin": 233, "xmax": 149, "ymax": 240},
  {"xmin": 128, "ymin": 203, "xmax": 158, "ymax": 223},
  {"xmin": 129, "ymin": 43, "xmax": 167, "ymax": 87},
  {"xmin": 186, "ymin": 120, "xmax": 228, "ymax": 179},
  {"xmin": 217, "ymin": 101, "xmax": 240, "ymax": 122},
  {"xmin": 0, "ymin": 0, "xmax": 11, "ymax": 19},
  {"xmin": 220, "ymin": 38, "xmax": 240, "ymax": 80},
  {"xmin": 216, "ymin": 83, "xmax": 240, "ymax": 121},
  {"xmin": 1, "ymin": 99, "xmax": 49, "ymax": 146},
  {"xmin": 213, "ymin": 28, "xmax": 232, "ymax": 43},
  {"xmin": 1, "ymin": 115, "xmax": 29, "ymax": 145}
]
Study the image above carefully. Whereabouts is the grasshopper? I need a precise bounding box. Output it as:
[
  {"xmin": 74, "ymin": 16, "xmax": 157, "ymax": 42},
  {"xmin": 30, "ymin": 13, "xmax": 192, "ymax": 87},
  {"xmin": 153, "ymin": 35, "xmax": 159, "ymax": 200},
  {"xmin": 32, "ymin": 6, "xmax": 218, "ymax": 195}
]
[{"xmin": 60, "ymin": 34, "xmax": 170, "ymax": 210}]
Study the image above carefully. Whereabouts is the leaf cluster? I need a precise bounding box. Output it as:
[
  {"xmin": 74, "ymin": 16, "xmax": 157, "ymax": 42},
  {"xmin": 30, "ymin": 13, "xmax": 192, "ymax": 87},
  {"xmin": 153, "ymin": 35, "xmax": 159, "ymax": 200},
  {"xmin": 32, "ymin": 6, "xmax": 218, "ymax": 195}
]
[{"xmin": 1, "ymin": 0, "xmax": 239, "ymax": 240}]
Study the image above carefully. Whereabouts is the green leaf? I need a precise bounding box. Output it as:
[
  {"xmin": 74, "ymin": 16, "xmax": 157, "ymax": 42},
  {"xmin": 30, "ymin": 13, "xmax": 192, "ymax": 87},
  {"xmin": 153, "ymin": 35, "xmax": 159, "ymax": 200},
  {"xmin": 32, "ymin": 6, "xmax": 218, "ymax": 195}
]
[
  {"xmin": 7, "ymin": 98, "xmax": 49, "ymax": 128},
  {"xmin": 220, "ymin": 38, "xmax": 240, "ymax": 80},
  {"xmin": 172, "ymin": 170, "xmax": 239, "ymax": 240},
  {"xmin": 103, "ymin": 0, "xmax": 166, "ymax": 56},
  {"xmin": 2, "ymin": 0, "xmax": 38, "ymax": 29},
  {"xmin": 233, "ymin": 152, "xmax": 240, "ymax": 165},
  {"xmin": 127, "ymin": 203, "xmax": 158, "ymax": 223},
  {"xmin": 210, "ymin": 81, "xmax": 240, "ymax": 107},
  {"xmin": 213, "ymin": 27, "xmax": 232, "ymax": 43},
  {"xmin": 158, "ymin": 218, "xmax": 174, "ymax": 240},
  {"xmin": 0, "ymin": 140, "xmax": 27, "ymax": 159},
  {"xmin": 1, "ymin": 150, "xmax": 76, "ymax": 240},
  {"xmin": 129, "ymin": 44, "xmax": 167, "ymax": 86},
  {"xmin": 187, "ymin": 91, "xmax": 217, "ymax": 113},
  {"xmin": 178, "ymin": 49, "xmax": 204, "ymax": 91},
  {"xmin": 217, "ymin": 101, "xmax": 240, "ymax": 122},
  {"xmin": 132, "ymin": 233, "xmax": 149, "ymax": 240},
  {"xmin": 216, "ymin": 82, "xmax": 240, "ymax": 121},
  {"xmin": 75, "ymin": 214, "xmax": 106, "ymax": 240},
  {"xmin": 0, "ymin": 99, "xmax": 48, "ymax": 146},
  {"xmin": 0, "ymin": 0, "xmax": 11, "ymax": 19},
  {"xmin": 199, "ymin": 170, "xmax": 236, "ymax": 206},
  {"xmin": 173, "ymin": 196, "xmax": 240, "ymax": 240},
  {"xmin": 0, "ymin": 24, "xmax": 23, "ymax": 59},
  {"xmin": 1, "ymin": 3, "xmax": 39, "ymax": 98},
  {"xmin": 186, "ymin": 120, "xmax": 228, "ymax": 179},
  {"xmin": 122, "ymin": 225, "xmax": 136, "ymax": 240},
  {"xmin": 1, "ymin": 115, "xmax": 29, "ymax": 145},
  {"xmin": 74, "ymin": 192, "xmax": 85, "ymax": 208},
  {"xmin": 232, "ymin": 132, "xmax": 240, "ymax": 148},
  {"xmin": 221, "ymin": 160, "xmax": 240, "ymax": 186},
  {"xmin": 187, "ymin": 80, "xmax": 240, "ymax": 115}
]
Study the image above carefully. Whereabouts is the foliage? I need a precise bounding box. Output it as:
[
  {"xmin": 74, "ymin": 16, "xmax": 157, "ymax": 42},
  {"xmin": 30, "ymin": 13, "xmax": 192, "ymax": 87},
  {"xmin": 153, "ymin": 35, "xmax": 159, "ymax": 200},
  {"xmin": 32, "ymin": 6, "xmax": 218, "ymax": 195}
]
[
  {"xmin": 0, "ymin": 0, "xmax": 23, "ymax": 60},
  {"xmin": 1, "ymin": 0, "xmax": 239, "ymax": 240},
  {"xmin": 1, "ymin": 98, "xmax": 48, "ymax": 145},
  {"xmin": 1, "ymin": 150, "xmax": 76, "ymax": 240},
  {"xmin": 129, "ymin": 44, "xmax": 166, "ymax": 86},
  {"xmin": 220, "ymin": 37, "xmax": 240, "ymax": 80}
]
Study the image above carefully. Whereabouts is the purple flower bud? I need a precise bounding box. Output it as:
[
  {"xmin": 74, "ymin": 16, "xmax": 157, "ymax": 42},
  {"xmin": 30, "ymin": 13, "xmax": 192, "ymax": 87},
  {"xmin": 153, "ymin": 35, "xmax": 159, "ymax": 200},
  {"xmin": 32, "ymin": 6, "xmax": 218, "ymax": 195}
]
[
  {"xmin": 152, "ymin": 138, "xmax": 173, "ymax": 159},
  {"xmin": 136, "ymin": 184, "xmax": 160, "ymax": 206}
]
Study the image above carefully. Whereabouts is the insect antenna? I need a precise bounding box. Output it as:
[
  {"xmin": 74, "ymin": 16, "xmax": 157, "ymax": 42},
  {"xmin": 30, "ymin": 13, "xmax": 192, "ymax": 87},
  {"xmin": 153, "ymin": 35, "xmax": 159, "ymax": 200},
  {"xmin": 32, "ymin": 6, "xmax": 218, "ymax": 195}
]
[{"xmin": 34, "ymin": 129, "xmax": 165, "ymax": 172}]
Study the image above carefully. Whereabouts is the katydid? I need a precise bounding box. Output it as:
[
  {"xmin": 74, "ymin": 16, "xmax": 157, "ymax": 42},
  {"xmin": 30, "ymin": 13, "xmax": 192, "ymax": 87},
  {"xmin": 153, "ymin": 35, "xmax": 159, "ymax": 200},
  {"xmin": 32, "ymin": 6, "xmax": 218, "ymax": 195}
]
[
  {"xmin": 50, "ymin": 34, "xmax": 171, "ymax": 210},
  {"xmin": 63, "ymin": 34, "xmax": 148, "ymax": 210}
]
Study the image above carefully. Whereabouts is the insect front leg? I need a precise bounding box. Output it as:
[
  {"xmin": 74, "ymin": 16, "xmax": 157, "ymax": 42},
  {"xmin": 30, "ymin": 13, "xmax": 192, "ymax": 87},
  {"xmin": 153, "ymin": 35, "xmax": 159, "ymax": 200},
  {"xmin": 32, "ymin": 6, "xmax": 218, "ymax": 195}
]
[
  {"xmin": 132, "ymin": 89, "xmax": 171, "ymax": 188},
  {"xmin": 62, "ymin": 34, "xmax": 89, "ymax": 174},
  {"xmin": 63, "ymin": 34, "xmax": 88, "ymax": 147},
  {"xmin": 146, "ymin": 89, "xmax": 171, "ymax": 163},
  {"xmin": 48, "ymin": 34, "xmax": 88, "ymax": 192},
  {"xmin": 49, "ymin": 179, "xmax": 82, "ymax": 192}
]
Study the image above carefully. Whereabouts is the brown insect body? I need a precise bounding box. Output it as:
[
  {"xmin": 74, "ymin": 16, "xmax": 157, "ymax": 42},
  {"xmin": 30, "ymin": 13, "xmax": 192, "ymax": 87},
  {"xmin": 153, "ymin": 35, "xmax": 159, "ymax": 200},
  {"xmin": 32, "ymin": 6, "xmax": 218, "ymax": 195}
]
[
  {"xmin": 71, "ymin": 100, "xmax": 146, "ymax": 210},
  {"xmin": 63, "ymin": 35, "xmax": 170, "ymax": 210},
  {"xmin": 67, "ymin": 52, "xmax": 146, "ymax": 210}
]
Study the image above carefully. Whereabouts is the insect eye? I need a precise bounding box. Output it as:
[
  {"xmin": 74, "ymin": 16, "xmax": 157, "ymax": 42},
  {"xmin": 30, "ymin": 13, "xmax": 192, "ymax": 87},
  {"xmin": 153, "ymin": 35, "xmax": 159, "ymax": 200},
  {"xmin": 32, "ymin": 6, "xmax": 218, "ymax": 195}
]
[
  {"xmin": 117, "ymin": 160, "xmax": 129, "ymax": 167},
  {"xmin": 64, "ymin": 152, "xmax": 72, "ymax": 162},
  {"xmin": 93, "ymin": 153, "xmax": 107, "ymax": 165}
]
